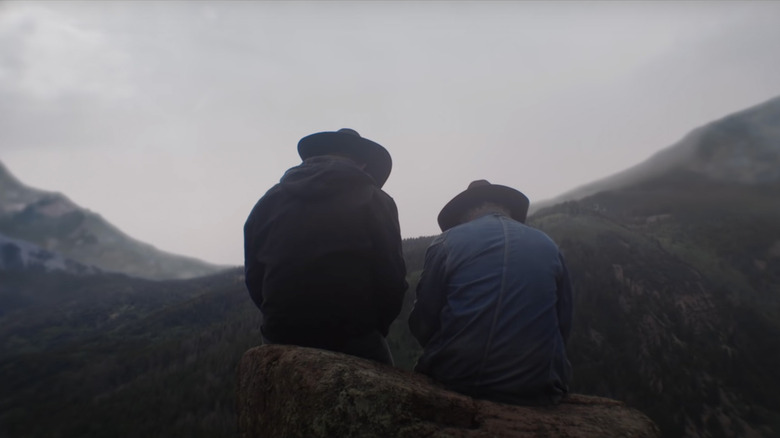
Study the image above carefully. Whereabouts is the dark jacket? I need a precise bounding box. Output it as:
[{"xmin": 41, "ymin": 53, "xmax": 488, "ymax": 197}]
[
  {"xmin": 244, "ymin": 156, "xmax": 408, "ymax": 347},
  {"xmin": 409, "ymin": 214, "xmax": 573, "ymax": 403}
]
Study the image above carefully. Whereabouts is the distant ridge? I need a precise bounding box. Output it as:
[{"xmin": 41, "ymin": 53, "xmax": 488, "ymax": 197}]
[
  {"xmin": 530, "ymin": 95, "xmax": 780, "ymax": 214},
  {"xmin": 0, "ymin": 161, "xmax": 227, "ymax": 280}
]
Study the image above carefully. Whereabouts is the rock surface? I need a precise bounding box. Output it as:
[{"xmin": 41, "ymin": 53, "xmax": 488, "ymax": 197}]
[{"xmin": 237, "ymin": 345, "xmax": 661, "ymax": 438}]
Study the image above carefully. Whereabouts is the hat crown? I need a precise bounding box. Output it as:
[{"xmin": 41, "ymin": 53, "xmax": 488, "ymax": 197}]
[
  {"xmin": 337, "ymin": 128, "xmax": 361, "ymax": 137},
  {"xmin": 467, "ymin": 179, "xmax": 491, "ymax": 189}
]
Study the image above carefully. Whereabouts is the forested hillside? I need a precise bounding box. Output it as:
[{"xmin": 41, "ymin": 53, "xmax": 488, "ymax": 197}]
[
  {"xmin": 3, "ymin": 206, "xmax": 779, "ymax": 438},
  {"xmin": 2, "ymin": 97, "xmax": 779, "ymax": 437},
  {"xmin": 1, "ymin": 269, "xmax": 257, "ymax": 438}
]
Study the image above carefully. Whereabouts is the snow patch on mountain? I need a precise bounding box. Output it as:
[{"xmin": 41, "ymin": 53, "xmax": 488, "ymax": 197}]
[
  {"xmin": 0, "ymin": 233, "xmax": 99, "ymax": 275},
  {"xmin": 34, "ymin": 196, "xmax": 79, "ymax": 217},
  {"xmin": 0, "ymin": 160, "xmax": 226, "ymax": 280}
]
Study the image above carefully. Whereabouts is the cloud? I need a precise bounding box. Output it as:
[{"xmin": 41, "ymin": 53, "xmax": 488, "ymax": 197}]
[
  {"xmin": 0, "ymin": 3, "xmax": 133, "ymax": 100},
  {"xmin": 2, "ymin": 1, "xmax": 780, "ymax": 264}
]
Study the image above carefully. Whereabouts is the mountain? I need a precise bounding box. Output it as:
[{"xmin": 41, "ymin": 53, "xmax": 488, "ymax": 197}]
[
  {"xmin": 531, "ymin": 203, "xmax": 779, "ymax": 437},
  {"xmin": 0, "ymin": 161, "xmax": 226, "ymax": 280},
  {"xmin": 522, "ymin": 96, "xmax": 780, "ymax": 437},
  {"xmin": 531, "ymin": 95, "xmax": 780, "ymax": 212},
  {"xmin": 0, "ymin": 232, "xmax": 98, "ymax": 275}
]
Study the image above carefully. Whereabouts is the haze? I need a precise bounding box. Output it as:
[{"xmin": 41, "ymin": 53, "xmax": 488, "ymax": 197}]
[{"xmin": 2, "ymin": 1, "xmax": 779, "ymax": 266}]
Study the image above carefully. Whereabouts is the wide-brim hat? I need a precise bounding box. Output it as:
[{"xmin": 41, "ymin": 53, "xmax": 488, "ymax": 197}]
[
  {"xmin": 438, "ymin": 180, "xmax": 530, "ymax": 231},
  {"xmin": 297, "ymin": 128, "xmax": 392, "ymax": 188}
]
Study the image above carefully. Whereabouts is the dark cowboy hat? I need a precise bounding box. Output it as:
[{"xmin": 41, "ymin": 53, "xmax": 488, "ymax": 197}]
[
  {"xmin": 297, "ymin": 128, "xmax": 392, "ymax": 188},
  {"xmin": 437, "ymin": 180, "xmax": 530, "ymax": 231}
]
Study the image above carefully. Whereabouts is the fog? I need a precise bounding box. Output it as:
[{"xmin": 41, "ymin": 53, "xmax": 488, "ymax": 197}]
[{"xmin": 2, "ymin": 1, "xmax": 779, "ymax": 265}]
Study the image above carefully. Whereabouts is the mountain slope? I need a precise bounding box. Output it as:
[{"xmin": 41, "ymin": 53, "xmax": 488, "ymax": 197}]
[
  {"xmin": 531, "ymin": 95, "xmax": 780, "ymax": 212},
  {"xmin": 0, "ymin": 232, "xmax": 98, "ymax": 275},
  {"xmin": 0, "ymin": 161, "xmax": 226, "ymax": 280},
  {"xmin": 0, "ymin": 268, "xmax": 258, "ymax": 438},
  {"xmin": 521, "ymin": 96, "xmax": 780, "ymax": 436},
  {"xmin": 532, "ymin": 201, "xmax": 780, "ymax": 437}
]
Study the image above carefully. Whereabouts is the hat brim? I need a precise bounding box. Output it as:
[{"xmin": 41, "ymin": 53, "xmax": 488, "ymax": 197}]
[
  {"xmin": 298, "ymin": 131, "xmax": 392, "ymax": 188},
  {"xmin": 438, "ymin": 184, "xmax": 530, "ymax": 231}
]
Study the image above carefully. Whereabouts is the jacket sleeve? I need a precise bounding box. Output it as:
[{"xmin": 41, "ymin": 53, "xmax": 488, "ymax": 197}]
[
  {"xmin": 408, "ymin": 236, "xmax": 447, "ymax": 347},
  {"xmin": 556, "ymin": 253, "xmax": 574, "ymax": 345},
  {"xmin": 369, "ymin": 192, "xmax": 409, "ymax": 336},
  {"xmin": 243, "ymin": 208, "xmax": 265, "ymax": 310}
]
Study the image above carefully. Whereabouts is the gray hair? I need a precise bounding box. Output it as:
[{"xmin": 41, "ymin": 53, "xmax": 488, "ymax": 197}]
[{"xmin": 460, "ymin": 201, "xmax": 512, "ymax": 224}]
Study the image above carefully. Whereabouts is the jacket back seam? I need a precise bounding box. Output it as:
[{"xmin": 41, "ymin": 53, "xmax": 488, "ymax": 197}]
[{"xmin": 476, "ymin": 216, "xmax": 511, "ymax": 384}]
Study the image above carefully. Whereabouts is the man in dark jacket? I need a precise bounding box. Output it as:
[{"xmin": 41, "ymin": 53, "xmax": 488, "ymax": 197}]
[
  {"xmin": 409, "ymin": 180, "xmax": 573, "ymax": 404},
  {"xmin": 244, "ymin": 128, "xmax": 407, "ymax": 365}
]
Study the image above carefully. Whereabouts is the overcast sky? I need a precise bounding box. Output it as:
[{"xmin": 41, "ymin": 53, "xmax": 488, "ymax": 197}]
[{"xmin": 1, "ymin": 1, "xmax": 779, "ymax": 266}]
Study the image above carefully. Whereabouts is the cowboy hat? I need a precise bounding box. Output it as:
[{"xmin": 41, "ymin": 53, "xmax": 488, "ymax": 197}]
[
  {"xmin": 297, "ymin": 128, "xmax": 392, "ymax": 188},
  {"xmin": 437, "ymin": 180, "xmax": 530, "ymax": 231}
]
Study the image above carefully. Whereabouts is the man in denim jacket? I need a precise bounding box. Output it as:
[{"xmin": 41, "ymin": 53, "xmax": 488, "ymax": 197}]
[{"xmin": 409, "ymin": 180, "xmax": 573, "ymax": 405}]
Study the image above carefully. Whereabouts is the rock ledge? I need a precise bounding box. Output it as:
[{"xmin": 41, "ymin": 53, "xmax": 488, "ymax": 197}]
[{"xmin": 237, "ymin": 345, "xmax": 660, "ymax": 438}]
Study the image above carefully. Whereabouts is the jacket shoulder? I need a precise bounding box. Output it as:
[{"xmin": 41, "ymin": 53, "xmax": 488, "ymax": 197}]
[{"xmin": 244, "ymin": 184, "xmax": 285, "ymax": 227}]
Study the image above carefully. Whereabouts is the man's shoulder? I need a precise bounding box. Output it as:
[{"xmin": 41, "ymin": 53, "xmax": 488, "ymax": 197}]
[
  {"xmin": 516, "ymin": 223, "xmax": 562, "ymax": 253},
  {"xmin": 253, "ymin": 183, "xmax": 287, "ymax": 206},
  {"xmin": 245, "ymin": 183, "xmax": 287, "ymax": 221},
  {"xmin": 374, "ymin": 187, "xmax": 397, "ymax": 204},
  {"xmin": 510, "ymin": 219, "xmax": 548, "ymax": 235},
  {"xmin": 440, "ymin": 216, "xmax": 503, "ymax": 248}
]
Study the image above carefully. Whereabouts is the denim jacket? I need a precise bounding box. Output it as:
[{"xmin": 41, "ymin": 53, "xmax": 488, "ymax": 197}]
[{"xmin": 409, "ymin": 214, "xmax": 573, "ymax": 402}]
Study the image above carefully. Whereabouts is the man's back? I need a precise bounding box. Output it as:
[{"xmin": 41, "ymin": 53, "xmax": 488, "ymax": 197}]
[
  {"xmin": 410, "ymin": 213, "xmax": 572, "ymax": 403},
  {"xmin": 244, "ymin": 155, "xmax": 407, "ymax": 349}
]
